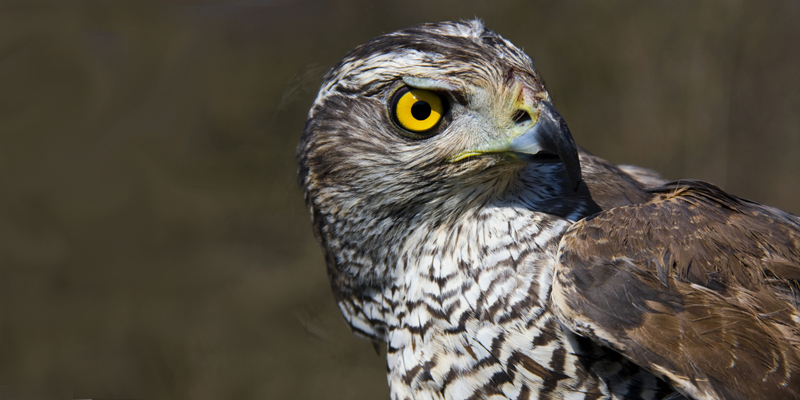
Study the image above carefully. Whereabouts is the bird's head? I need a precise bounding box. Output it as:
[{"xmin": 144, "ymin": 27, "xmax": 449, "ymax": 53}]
[
  {"xmin": 297, "ymin": 20, "xmax": 582, "ymax": 286},
  {"xmin": 298, "ymin": 20, "xmax": 580, "ymax": 219}
]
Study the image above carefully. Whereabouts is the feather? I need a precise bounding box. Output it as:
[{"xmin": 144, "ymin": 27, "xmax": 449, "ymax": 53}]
[{"xmin": 553, "ymin": 180, "xmax": 800, "ymax": 399}]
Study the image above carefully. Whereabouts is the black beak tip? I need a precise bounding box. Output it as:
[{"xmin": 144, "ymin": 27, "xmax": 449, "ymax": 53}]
[
  {"xmin": 539, "ymin": 102, "xmax": 583, "ymax": 191},
  {"xmin": 508, "ymin": 100, "xmax": 583, "ymax": 191},
  {"xmin": 568, "ymin": 167, "xmax": 582, "ymax": 191}
]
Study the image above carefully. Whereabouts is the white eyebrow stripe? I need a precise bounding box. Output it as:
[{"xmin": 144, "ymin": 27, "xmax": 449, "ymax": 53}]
[{"xmin": 403, "ymin": 76, "xmax": 461, "ymax": 92}]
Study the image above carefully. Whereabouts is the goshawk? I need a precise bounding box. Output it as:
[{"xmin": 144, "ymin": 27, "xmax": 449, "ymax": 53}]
[{"xmin": 297, "ymin": 20, "xmax": 800, "ymax": 400}]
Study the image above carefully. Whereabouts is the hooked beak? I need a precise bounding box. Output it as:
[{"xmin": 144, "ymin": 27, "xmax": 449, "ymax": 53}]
[
  {"xmin": 509, "ymin": 101, "xmax": 582, "ymax": 190},
  {"xmin": 449, "ymin": 100, "xmax": 583, "ymax": 191}
]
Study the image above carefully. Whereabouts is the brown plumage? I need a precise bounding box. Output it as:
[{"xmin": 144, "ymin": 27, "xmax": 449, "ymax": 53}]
[{"xmin": 553, "ymin": 179, "xmax": 800, "ymax": 400}]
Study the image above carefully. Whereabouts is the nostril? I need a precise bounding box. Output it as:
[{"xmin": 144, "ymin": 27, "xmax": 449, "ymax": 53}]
[{"xmin": 512, "ymin": 110, "xmax": 531, "ymax": 125}]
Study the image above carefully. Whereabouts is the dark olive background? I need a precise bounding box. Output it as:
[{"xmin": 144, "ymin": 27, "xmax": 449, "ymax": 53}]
[{"xmin": 1, "ymin": 1, "xmax": 799, "ymax": 399}]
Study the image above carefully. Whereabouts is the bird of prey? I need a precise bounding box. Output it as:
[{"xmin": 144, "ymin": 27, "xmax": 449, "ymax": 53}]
[{"xmin": 296, "ymin": 20, "xmax": 800, "ymax": 400}]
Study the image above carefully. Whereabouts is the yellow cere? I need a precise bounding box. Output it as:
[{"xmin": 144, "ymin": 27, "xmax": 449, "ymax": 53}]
[{"xmin": 394, "ymin": 89, "xmax": 443, "ymax": 132}]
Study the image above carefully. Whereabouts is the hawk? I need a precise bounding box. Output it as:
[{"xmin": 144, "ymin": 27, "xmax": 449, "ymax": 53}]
[{"xmin": 297, "ymin": 20, "xmax": 800, "ymax": 400}]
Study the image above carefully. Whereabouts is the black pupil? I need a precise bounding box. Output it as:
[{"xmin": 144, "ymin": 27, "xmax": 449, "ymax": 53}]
[{"xmin": 410, "ymin": 101, "xmax": 431, "ymax": 120}]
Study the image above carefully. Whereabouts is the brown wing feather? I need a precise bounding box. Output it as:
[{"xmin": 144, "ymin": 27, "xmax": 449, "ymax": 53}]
[
  {"xmin": 578, "ymin": 151, "xmax": 653, "ymax": 210},
  {"xmin": 552, "ymin": 180, "xmax": 800, "ymax": 400}
]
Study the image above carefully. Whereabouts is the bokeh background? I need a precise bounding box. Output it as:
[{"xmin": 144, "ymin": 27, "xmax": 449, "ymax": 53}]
[{"xmin": 1, "ymin": 1, "xmax": 799, "ymax": 399}]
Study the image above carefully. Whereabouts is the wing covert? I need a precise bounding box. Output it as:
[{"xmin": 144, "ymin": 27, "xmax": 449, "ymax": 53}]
[{"xmin": 552, "ymin": 180, "xmax": 800, "ymax": 400}]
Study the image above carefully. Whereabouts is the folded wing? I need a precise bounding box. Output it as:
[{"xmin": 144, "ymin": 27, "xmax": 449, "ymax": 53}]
[{"xmin": 552, "ymin": 180, "xmax": 800, "ymax": 400}]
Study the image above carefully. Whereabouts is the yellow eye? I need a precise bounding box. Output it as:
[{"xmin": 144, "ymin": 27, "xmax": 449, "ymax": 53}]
[{"xmin": 391, "ymin": 87, "xmax": 444, "ymax": 134}]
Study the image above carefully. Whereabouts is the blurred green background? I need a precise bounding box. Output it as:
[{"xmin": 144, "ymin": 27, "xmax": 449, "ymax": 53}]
[{"xmin": 1, "ymin": 1, "xmax": 798, "ymax": 399}]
